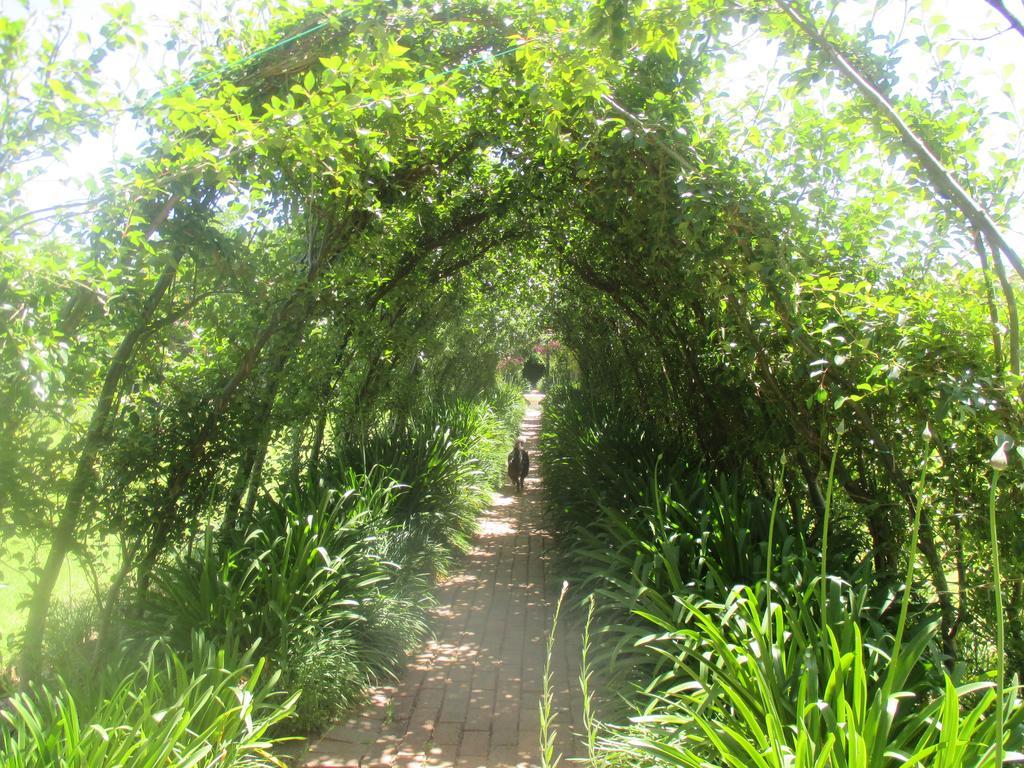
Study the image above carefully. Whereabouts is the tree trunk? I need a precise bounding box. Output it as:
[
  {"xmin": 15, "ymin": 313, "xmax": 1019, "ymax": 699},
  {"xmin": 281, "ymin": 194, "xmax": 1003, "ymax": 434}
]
[
  {"xmin": 976, "ymin": 231, "xmax": 1005, "ymax": 371},
  {"xmin": 286, "ymin": 420, "xmax": 308, "ymax": 487},
  {"xmin": 92, "ymin": 544, "xmax": 135, "ymax": 673},
  {"xmin": 19, "ymin": 251, "xmax": 182, "ymax": 683},
  {"xmin": 984, "ymin": 0, "xmax": 1024, "ymax": 40},
  {"xmin": 308, "ymin": 407, "xmax": 330, "ymax": 483},
  {"xmin": 863, "ymin": 504, "xmax": 900, "ymax": 578},
  {"xmin": 238, "ymin": 368, "xmax": 289, "ymax": 531},
  {"xmin": 917, "ymin": 506, "xmax": 958, "ymax": 660},
  {"xmin": 239, "ymin": 428, "xmax": 273, "ymax": 530},
  {"xmin": 220, "ymin": 443, "xmax": 258, "ymax": 543},
  {"xmin": 989, "ymin": 234, "xmax": 1021, "ymax": 376},
  {"xmin": 300, "ymin": 332, "xmax": 355, "ymax": 484}
]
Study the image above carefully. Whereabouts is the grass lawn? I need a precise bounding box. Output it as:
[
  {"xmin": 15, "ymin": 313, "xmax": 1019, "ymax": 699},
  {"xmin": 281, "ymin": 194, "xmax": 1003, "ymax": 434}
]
[{"xmin": 0, "ymin": 536, "xmax": 120, "ymax": 669}]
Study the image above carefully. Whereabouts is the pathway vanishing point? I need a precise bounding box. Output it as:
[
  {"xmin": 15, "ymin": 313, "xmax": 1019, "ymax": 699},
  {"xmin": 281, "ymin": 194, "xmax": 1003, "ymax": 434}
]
[{"xmin": 301, "ymin": 392, "xmax": 585, "ymax": 768}]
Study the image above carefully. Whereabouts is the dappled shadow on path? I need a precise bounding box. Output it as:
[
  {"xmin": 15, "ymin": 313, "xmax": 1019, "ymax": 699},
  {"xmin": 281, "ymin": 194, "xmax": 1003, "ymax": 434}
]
[{"xmin": 300, "ymin": 391, "xmax": 585, "ymax": 768}]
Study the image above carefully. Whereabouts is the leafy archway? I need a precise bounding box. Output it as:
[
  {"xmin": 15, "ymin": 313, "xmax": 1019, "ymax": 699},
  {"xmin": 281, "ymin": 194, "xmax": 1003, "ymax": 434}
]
[{"xmin": 2, "ymin": 0, "xmax": 1020, "ymax": 728}]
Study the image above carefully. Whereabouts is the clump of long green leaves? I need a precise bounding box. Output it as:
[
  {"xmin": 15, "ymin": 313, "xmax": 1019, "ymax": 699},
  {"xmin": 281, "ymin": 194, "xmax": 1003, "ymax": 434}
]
[
  {"xmin": 137, "ymin": 471, "xmax": 426, "ymax": 731},
  {"xmin": 134, "ymin": 392, "xmax": 519, "ymax": 732},
  {"xmin": 492, "ymin": 372, "xmax": 531, "ymax": 441},
  {"xmin": 540, "ymin": 388, "xmax": 790, "ymax": 683},
  {"xmin": 331, "ymin": 394, "xmax": 519, "ymax": 576},
  {"xmin": 541, "ymin": 389, "xmax": 1024, "ymax": 767},
  {"xmin": 606, "ymin": 579, "xmax": 1022, "ymax": 767},
  {"xmin": 540, "ymin": 387, "xmax": 693, "ymax": 525},
  {"xmin": 0, "ymin": 632, "xmax": 295, "ymax": 767}
]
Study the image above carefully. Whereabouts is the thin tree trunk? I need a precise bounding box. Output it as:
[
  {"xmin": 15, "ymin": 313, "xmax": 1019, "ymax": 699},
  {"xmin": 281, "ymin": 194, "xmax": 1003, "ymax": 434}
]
[
  {"xmin": 287, "ymin": 420, "xmax": 308, "ymax": 487},
  {"xmin": 92, "ymin": 543, "xmax": 135, "ymax": 672},
  {"xmin": 795, "ymin": 453, "xmax": 827, "ymax": 544},
  {"xmin": 952, "ymin": 513, "xmax": 968, "ymax": 645},
  {"xmin": 239, "ymin": 427, "xmax": 274, "ymax": 530},
  {"xmin": 976, "ymin": 231, "xmax": 1005, "ymax": 371},
  {"xmin": 301, "ymin": 332, "xmax": 355, "ymax": 483},
  {"xmin": 784, "ymin": 471, "xmax": 806, "ymax": 541},
  {"xmin": 984, "ymin": 0, "xmax": 1024, "ymax": 40},
  {"xmin": 220, "ymin": 443, "xmax": 257, "ymax": 542},
  {"xmin": 918, "ymin": 505, "xmax": 958, "ymax": 660},
  {"xmin": 989, "ymin": 234, "xmax": 1020, "ymax": 375},
  {"xmin": 308, "ymin": 407, "xmax": 330, "ymax": 483},
  {"xmin": 238, "ymin": 369, "xmax": 289, "ymax": 531},
  {"xmin": 19, "ymin": 250, "xmax": 182, "ymax": 683},
  {"xmin": 220, "ymin": 336, "xmax": 297, "ymax": 538}
]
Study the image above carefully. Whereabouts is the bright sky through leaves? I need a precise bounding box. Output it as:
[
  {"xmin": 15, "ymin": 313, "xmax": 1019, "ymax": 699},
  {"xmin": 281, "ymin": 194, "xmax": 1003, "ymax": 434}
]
[{"xmin": 11, "ymin": 0, "xmax": 1024, "ymax": 256}]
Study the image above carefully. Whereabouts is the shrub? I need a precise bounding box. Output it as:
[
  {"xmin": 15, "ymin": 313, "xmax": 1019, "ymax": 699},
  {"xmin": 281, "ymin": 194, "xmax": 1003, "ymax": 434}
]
[
  {"xmin": 540, "ymin": 386, "xmax": 694, "ymax": 527},
  {"xmin": 541, "ymin": 388, "xmax": 1024, "ymax": 767},
  {"xmin": 0, "ymin": 632, "xmax": 294, "ymax": 767},
  {"xmin": 137, "ymin": 476, "xmax": 421, "ymax": 731},
  {"xmin": 285, "ymin": 631, "xmax": 363, "ymax": 732},
  {"xmin": 593, "ymin": 582, "xmax": 1021, "ymax": 767},
  {"xmin": 39, "ymin": 597, "xmax": 100, "ymax": 705},
  {"xmin": 493, "ymin": 373, "xmax": 531, "ymax": 437}
]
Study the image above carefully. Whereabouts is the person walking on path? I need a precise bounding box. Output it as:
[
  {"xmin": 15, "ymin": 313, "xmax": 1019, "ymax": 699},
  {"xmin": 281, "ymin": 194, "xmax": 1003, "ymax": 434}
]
[{"xmin": 508, "ymin": 438, "xmax": 529, "ymax": 492}]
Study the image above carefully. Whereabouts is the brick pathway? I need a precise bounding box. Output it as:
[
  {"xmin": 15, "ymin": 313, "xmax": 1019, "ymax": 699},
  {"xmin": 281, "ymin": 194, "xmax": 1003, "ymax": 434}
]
[{"xmin": 301, "ymin": 393, "xmax": 585, "ymax": 768}]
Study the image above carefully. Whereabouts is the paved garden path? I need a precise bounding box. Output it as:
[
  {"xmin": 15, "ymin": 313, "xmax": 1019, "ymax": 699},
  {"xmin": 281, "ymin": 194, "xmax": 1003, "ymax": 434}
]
[{"xmin": 302, "ymin": 392, "xmax": 585, "ymax": 768}]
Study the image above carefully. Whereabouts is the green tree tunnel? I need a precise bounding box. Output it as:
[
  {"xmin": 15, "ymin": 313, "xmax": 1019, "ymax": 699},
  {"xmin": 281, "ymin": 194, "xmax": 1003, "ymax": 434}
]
[{"xmin": 1, "ymin": 0, "xmax": 1023, "ymax": 763}]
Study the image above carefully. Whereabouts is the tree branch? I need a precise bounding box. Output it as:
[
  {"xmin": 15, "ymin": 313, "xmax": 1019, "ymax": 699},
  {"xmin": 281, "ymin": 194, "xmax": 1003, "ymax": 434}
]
[
  {"xmin": 985, "ymin": 0, "xmax": 1024, "ymax": 40},
  {"xmin": 774, "ymin": 0, "xmax": 1024, "ymax": 281}
]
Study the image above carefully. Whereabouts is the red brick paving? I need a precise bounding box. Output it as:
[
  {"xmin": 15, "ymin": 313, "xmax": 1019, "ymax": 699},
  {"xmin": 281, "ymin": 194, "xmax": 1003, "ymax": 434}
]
[{"xmin": 301, "ymin": 393, "xmax": 585, "ymax": 768}]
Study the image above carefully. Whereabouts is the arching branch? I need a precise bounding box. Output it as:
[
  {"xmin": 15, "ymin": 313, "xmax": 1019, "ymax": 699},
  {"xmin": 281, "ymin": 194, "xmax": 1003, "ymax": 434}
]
[
  {"xmin": 985, "ymin": 0, "xmax": 1024, "ymax": 40},
  {"xmin": 774, "ymin": 0, "xmax": 1024, "ymax": 281}
]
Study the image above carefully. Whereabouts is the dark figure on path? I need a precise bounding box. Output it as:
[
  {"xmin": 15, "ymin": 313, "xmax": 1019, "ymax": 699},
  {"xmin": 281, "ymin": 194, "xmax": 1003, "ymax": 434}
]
[{"xmin": 507, "ymin": 439, "xmax": 529, "ymax": 492}]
